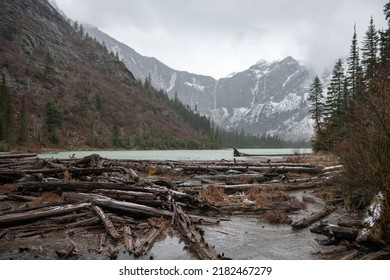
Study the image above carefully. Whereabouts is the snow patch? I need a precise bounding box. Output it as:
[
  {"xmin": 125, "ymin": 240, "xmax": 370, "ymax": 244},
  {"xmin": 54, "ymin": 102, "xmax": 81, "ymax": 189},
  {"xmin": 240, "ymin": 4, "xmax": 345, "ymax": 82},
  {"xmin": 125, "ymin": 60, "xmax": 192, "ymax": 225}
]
[
  {"xmin": 166, "ymin": 73, "xmax": 177, "ymax": 93},
  {"xmin": 282, "ymin": 70, "xmax": 299, "ymax": 88},
  {"xmin": 184, "ymin": 81, "xmax": 205, "ymax": 92}
]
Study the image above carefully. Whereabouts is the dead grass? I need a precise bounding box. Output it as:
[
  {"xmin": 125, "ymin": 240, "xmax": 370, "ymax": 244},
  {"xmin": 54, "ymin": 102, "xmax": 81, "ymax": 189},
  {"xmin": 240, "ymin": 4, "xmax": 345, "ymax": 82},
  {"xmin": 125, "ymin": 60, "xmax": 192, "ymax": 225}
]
[
  {"xmin": 62, "ymin": 170, "xmax": 72, "ymax": 181},
  {"xmin": 197, "ymin": 186, "xmax": 227, "ymax": 205},
  {"xmin": 0, "ymin": 184, "xmax": 19, "ymax": 194},
  {"xmin": 262, "ymin": 210, "xmax": 292, "ymax": 225},
  {"xmin": 285, "ymin": 153, "xmax": 340, "ymax": 168},
  {"xmin": 247, "ymin": 188, "xmax": 305, "ymax": 210},
  {"xmin": 30, "ymin": 192, "xmax": 63, "ymax": 206}
]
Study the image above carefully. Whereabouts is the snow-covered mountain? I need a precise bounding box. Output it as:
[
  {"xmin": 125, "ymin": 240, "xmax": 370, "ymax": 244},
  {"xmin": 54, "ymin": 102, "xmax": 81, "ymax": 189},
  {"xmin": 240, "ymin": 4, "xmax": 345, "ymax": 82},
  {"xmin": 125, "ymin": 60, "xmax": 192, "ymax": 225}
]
[{"xmin": 85, "ymin": 26, "xmax": 315, "ymax": 141}]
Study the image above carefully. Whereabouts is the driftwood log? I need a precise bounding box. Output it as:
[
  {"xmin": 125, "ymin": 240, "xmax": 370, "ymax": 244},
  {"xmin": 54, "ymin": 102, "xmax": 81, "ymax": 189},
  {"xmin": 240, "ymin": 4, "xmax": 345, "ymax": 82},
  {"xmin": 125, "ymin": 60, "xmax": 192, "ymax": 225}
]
[
  {"xmin": 0, "ymin": 203, "xmax": 91, "ymax": 227},
  {"xmin": 292, "ymin": 207, "xmax": 336, "ymax": 229},
  {"xmin": 92, "ymin": 205, "xmax": 120, "ymax": 239},
  {"xmin": 172, "ymin": 201, "xmax": 222, "ymax": 260}
]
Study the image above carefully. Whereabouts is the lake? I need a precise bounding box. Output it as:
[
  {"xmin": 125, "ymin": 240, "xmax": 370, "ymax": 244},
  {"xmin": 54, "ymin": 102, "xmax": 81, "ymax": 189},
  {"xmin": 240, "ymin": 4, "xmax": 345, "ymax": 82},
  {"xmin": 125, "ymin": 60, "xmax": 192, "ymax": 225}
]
[{"xmin": 39, "ymin": 148, "xmax": 312, "ymax": 161}]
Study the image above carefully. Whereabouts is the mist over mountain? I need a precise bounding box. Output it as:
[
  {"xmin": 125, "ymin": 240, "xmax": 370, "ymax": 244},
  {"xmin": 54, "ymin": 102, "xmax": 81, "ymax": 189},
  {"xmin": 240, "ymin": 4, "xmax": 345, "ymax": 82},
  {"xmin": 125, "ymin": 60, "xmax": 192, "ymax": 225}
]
[{"xmin": 85, "ymin": 26, "xmax": 315, "ymax": 141}]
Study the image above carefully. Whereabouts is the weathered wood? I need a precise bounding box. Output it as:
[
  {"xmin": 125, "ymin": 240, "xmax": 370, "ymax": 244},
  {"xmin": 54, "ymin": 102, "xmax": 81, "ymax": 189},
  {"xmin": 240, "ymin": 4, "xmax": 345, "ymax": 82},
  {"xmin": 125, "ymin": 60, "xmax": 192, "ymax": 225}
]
[
  {"xmin": 68, "ymin": 154, "xmax": 103, "ymax": 167},
  {"xmin": 123, "ymin": 225, "xmax": 134, "ymax": 253},
  {"xmin": 92, "ymin": 205, "xmax": 120, "ymax": 239},
  {"xmin": 65, "ymin": 217, "xmax": 100, "ymax": 229},
  {"xmin": 98, "ymin": 233, "xmax": 106, "ymax": 253},
  {"xmin": 128, "ymin": 168, "xmax": 140, "ymax": 183},
  {"xmin": 233, "ymin": 148, "xmax": 311, "ymax": 158},
  {"xmin": 292, "ymin": 207, "xmax": 336, "ymax": 229},
  {"xmin": 339, "ymin": 249, "xmax": 359, "ymax": 260},
  {"xmin": 134, "ymin": 218, "xmax": 168, "ymax": 256},
  {"xmin": 361, "ymin": 248, "xmax": 390, "ymax": 260},
  {"xmin": 0, "ymin": 203, "xmax": 92, "ymax": 226},
  {"xmin": 18, "ymin": 181, "xmax": 134, "ymax": 192},
  {"xmin": 63, "ymin": 192, "xmax": 173, "ymax": 218},
  {"xmin": 94, "ymin": 189, "xmax": 159, "ymax": 205},
  {"xmin": 322, "ymin": 225, "xmax": 360, "ymax": 240},
  {"xmin": 0, "ymin": 153, "xmax": 37, "ymax": 160},
  {"xmin": 172, "ymin": 202, "xmax": 222, "ymax": 260}
]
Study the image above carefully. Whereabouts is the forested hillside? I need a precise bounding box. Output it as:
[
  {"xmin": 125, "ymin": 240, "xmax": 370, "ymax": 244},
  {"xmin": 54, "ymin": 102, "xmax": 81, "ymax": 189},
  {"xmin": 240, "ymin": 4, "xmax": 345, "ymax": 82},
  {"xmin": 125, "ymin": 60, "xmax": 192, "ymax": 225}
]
[
  {"xmin": 0, "ymin": 0, "xmax": 214, "ymax": 151},
  {"xmin": 0, "ymin": 0, "xmax": 301, "ymax": 151}
]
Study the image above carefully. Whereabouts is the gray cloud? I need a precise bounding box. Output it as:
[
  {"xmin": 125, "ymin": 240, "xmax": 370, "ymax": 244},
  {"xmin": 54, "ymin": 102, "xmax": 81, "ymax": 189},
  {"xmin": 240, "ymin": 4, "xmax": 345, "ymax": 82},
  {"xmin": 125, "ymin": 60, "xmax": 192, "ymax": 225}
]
[{"xmin": 55, "ymin": 0, "xmax": 388, "ymax": 78}]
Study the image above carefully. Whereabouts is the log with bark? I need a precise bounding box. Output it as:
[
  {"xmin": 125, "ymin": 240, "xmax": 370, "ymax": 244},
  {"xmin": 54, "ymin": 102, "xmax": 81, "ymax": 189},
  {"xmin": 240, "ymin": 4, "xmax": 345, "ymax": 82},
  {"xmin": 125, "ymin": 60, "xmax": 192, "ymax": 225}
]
[{"xmin": 291, "ymin": 207, "xmax": 336, "ymax": 229}]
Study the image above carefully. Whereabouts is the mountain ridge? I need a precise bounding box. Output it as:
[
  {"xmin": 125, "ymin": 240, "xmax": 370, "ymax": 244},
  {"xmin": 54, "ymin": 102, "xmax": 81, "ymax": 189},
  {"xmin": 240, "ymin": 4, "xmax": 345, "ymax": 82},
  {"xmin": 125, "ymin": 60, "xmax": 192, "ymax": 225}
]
[
  {"xmin": 84, "ymin": 24, "xmax": 315, "ymax": 141},
  {"xmin": 0, "ymin": 0, "xmax": 216, "ymax": 150}
]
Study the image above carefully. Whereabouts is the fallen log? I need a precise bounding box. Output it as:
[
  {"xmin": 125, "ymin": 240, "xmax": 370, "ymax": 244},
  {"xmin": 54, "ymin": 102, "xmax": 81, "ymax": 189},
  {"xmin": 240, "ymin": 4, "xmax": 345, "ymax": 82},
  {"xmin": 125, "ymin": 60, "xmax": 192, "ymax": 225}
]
[
  {"xmin": 123, "ymin": 225, "xmax": 134, "ymax": 253},
  {"xmin": 179, "ymin": 164, "xmax": 322, "ymax": 175},
  {"xmin": 0, "ymin": 202, "xmax": 92, "ymax": 227},
  {"xmin": 17, "ymin": 181, "xmax": 135, "ymax": 192},
  {"xmin": 361, "ymin": 248, "xmax": 390, "ymax": 260},
  {"xmin": 172, "ymin": 202, "xmax": 222, "ymax": 260},
  {"xmin": 93, "ymin": 189, "xmax": 162, "ymax": 207},
  {"xmin": 292, "ymin": 207, "xmax": 336, "ymax": 229},
  {"xmin": 0, "ymin": 153, "xmax": 37, "ymax": 160},
  {"xmin": 63, "ymin": 192, "xmax": 173, "ymax": 218},
  {"xmin": 92, "ymin": 205, "xmax": 120, "ymax": 239},
  {"xmin": 310, "ymin": 223, "xmax": 360, "ymax": 242},
  {"xmin": 134, "ymin": 218, "xmax": 168, "ymax": 256},
  {"xmin": 68, "ymin": 154, "xmax": 103, "ymax": 167},
  {"xmin": 65, "ymin": 217, "xmax": 100, "ymax": 229}
]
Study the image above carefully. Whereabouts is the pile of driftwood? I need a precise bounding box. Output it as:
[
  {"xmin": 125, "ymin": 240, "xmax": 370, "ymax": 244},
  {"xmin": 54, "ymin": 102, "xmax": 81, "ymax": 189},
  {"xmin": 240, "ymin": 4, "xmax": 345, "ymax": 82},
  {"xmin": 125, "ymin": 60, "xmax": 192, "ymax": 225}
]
[
  {"xmin": 0, "ymin": 151, "xmax": 386, "ymax": 259},
  {"xmin": 309, "ymin": 191, "xmax": 390, "ymax": 260}
]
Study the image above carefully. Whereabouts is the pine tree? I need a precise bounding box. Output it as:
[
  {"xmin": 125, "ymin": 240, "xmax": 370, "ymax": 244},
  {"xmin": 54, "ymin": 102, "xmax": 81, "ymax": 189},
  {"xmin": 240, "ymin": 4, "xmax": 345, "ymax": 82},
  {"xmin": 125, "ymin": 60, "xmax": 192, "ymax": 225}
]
[
  {"xmin": 324, "ymin": 59, "xmax": 345, "ymax": 121},
  {"xmin": 308, "ymin": 76, "xmax": 324, "ymax": 133},
  {"xmin": 379, "ymin": 1, "xmax": 390, "ymax": 66},
  {"xmin": 346, "ymin": 25, "xmax": 364, "ymax": 100},
  {"xmin": 362, "ymin": 17, "xmax": 379, "ymax": 82}
]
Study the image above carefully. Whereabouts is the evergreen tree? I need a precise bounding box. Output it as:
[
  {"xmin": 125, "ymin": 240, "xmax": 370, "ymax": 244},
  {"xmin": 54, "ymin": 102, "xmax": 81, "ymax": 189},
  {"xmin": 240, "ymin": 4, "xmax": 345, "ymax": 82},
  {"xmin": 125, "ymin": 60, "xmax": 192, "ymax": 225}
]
[
  {"xmin": 324, "ymin": 59, "xmax": 345, "ymax": 120},
  {"xmin": 44, "ymin": 101, "xmax": 62, "ymax": 133},
  {"xmin": 379, "ymin": 1, "xmax": 390, "ymax": 66},
  {"xmin": 308, "ymin": 76, "xmax": 324, "ymax": 133},
  {"xmin": 320, "ymin": 60, "xmax": 347, "ymax": 149},
  {"xmin": 362, "ymin": 17, "xmax": 379, "ymax": 82},
  {"xmin": 346, "ymin": 25, "xmax": 364, "ymax": 100}
]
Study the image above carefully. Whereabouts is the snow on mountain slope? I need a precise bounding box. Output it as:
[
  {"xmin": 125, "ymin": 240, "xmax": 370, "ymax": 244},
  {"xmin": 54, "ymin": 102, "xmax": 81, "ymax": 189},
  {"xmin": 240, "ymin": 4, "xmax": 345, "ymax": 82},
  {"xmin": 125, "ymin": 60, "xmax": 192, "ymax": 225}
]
[{"xmin": 85, "ymin": 26, "xmax": 316, "ymax": 142}]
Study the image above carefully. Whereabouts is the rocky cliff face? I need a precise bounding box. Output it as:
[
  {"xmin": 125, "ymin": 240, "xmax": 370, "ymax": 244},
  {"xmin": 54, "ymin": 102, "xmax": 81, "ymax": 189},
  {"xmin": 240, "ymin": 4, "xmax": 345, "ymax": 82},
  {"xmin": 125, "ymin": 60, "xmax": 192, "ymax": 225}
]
[
  {"xmin": 0, "ymin": 0, "xmax": 213, "ymax": 149},
  {"xmin": 85, "ymin": 26, "xmax": 314, "ymax": 141}
]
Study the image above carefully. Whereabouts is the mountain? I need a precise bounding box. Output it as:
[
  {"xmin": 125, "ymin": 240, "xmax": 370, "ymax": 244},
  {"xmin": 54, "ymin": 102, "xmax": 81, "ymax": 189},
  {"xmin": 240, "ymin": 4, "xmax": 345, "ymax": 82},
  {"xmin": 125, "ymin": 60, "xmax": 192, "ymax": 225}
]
[
  {"xmin": 0, "ymin": 0, "xmax": 214, "ymax": 150},
  {"xmin": 85, "ymin": 26, "xmax": 315, "ymax": 141}
]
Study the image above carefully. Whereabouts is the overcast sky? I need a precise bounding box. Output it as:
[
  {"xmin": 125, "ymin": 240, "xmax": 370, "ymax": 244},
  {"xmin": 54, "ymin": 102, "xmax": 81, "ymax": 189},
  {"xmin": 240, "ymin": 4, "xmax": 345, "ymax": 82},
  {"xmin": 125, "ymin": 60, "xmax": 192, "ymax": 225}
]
[{"xmin": 54, "ymin": 0, "xmax": 388, "ymax": 78}]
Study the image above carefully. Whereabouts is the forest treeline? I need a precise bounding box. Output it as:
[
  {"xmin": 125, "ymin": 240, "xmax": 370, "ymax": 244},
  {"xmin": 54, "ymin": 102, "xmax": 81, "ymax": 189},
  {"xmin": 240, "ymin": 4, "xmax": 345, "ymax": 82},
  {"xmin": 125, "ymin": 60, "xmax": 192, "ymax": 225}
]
[
  {"xmin": 0, "ymin": 18, "xmax": 304, "ymax": 152},
  {"xmin": 308, "ymin": 1, "xmax": 390, "ymax": 242}
]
